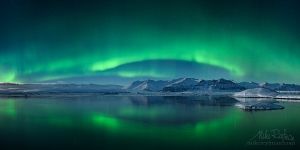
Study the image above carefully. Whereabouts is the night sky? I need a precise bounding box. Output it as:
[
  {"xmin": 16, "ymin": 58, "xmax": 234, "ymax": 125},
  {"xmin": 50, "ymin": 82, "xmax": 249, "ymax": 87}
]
[{"xmin": 1, "ymin": 0, "xmax": 300, "ymax": 84}]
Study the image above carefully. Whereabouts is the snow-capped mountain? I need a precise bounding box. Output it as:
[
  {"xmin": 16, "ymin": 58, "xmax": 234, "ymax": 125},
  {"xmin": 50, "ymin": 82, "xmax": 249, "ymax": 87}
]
[
  {"xmin": 259, "ymin": 82, "xmax": 300, "ymax": 91},
  {"xmin": 127, "ymin": 78, "xmax": 199, "ymax": 92},
  {"xmin": 260, "ymin": 82, "xmax": 281, "ymax": 90},
  {"xmin": 195, "ymin": 79, "xmax": 245, "ymax": 92},
  {"xmin": 126, "ymin": 80, "xmax": 169, "ymax": 92},
  {"xmin": 128, "ymin": 78, "xmax": 245, "ymax": 92},
  {"xmin": 277, "ymin": 84, "xmax": 300, "ymax": 91},
  {"xmin": 162, "ymin": 78, "xmax": 199, "ymax": 92}
]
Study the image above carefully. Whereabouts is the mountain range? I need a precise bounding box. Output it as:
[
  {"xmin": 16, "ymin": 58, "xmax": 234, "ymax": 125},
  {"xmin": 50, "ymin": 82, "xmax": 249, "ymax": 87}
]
[
  {"xmin": 126, "ymin": 78, "xmax": 300, "ymax": 92},
  {"xmin": 1, "ymin": 78, "xmax": 300, "ymax": 94}
]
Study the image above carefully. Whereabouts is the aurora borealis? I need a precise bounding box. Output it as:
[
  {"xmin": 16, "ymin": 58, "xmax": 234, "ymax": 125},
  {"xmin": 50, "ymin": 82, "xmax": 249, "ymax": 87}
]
[{"xmin": 1, "ymin": 0, "xmax": 300, "ymax": 84}]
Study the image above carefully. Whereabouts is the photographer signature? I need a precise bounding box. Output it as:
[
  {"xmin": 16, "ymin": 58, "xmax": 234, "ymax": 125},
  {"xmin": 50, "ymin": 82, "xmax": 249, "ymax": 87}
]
[
  {"xmin": 247, "ymin": 129, "xmax": 296, "ymax": 146},
  {"xmin": 250, "ymin": 129, "xmax": 295, "ymax": 141}
]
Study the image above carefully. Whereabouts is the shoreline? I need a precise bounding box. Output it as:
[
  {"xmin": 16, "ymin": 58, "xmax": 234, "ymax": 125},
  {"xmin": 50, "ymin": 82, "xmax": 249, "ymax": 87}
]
[{"xmin": 0, "ymin": 92, "xmax": 300, "ymax": 101}]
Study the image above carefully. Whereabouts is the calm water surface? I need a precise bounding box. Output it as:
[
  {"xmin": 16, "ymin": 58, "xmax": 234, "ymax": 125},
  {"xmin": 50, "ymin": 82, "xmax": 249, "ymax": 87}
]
[{"xmin": 0, "ymin": 96, "xmax": 299, "ymax": 150}]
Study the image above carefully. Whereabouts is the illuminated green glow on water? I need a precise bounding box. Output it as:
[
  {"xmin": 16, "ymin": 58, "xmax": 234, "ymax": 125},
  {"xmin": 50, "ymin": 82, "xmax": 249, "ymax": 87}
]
[
  {"xmin": 194, "ymin": 109, "xmax": 241, "ymax": 135},
  {"xmin": 0, "ymin": 99, "xmax": 16, "ymax": 117},
  {"xmin": 1, "ymin": 96, "xmax": 300, "ymax": 149},
  {"xmin": 91, "ymin": 108, "xmax": 242, "ymax": 141},
  {"xmin": 48, "ymin": 117, "xmax": 73, "ymax": 127},
  {"xmin": 92, "ymin": 114, "xmax": 119, "ymax": 130},
  {"xmin": 119, "ymin": 107, "xmax": 173, "ymax": 118}
]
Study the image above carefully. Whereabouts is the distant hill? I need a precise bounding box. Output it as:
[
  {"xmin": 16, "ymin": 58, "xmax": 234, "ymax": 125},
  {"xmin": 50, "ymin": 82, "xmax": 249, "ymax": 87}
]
[{"xmin": 0, "ymin": 83, "xmax": 124, "ymax": 94}]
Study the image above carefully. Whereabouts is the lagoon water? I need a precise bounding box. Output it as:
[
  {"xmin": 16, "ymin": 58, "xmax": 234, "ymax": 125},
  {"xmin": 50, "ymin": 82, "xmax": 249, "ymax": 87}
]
[{"xmin": 0, "ymin": 96, "xmax": 299, "ymax": 150}]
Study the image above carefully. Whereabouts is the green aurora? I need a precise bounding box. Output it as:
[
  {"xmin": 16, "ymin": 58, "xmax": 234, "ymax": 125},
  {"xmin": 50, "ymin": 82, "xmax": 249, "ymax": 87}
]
[{"xmin": 1, "ymin": 0, "xmax": 300, "ymax": 83}]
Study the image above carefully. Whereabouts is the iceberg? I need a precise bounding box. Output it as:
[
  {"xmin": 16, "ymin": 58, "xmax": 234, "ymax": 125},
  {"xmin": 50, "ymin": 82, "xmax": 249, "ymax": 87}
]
[
  {"xmin": 234, "ymin": 97, "xmax": 284, "ymax": 110},
  {"xmin": 276, "ymin": 94, "xmax": 300, "ymax": 100},
  {"xmin": 235, "ymin": 101, "xmax": 284, "ymax": 110},
  {"xmin": 233, "ymin": 88, "xmax": 278, "ymax": 98}
]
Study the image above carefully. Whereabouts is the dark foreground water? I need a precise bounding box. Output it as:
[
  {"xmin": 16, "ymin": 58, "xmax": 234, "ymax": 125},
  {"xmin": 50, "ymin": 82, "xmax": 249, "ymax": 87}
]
[{"xmin": 0, "ymin": 96, "xmax": 299, "ymax": 150}]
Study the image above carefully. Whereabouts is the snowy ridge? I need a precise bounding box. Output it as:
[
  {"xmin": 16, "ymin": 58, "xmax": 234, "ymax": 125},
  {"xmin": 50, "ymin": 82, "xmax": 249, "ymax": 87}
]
[
  {"xmin": 126, "ymin": 80, "xmax": 169, "ymax": 92},
  {"xmin": 195, "ymin": 79, "xmax": 245, "ymax": 92},
  {"xmin": 236, "ymin": 82, "xmax": 300, "ymax": 91},
  {"xmin": 127, "ymin": 78, "xmax": 244, "ymax": 92},
  {"xmin": 127, "ymin": 78, "xmax": 300, "ymax": 94},
  {"xmin": 163, "ymin": 78, "xmax": 199, "ymax": 92},
  {"xmin": 260, "ymin": 82, "xmax": 300, "ymax": 91},
  {"xmin": 166, "ymin": 78, "xmax": 200, "ymax": 86}
]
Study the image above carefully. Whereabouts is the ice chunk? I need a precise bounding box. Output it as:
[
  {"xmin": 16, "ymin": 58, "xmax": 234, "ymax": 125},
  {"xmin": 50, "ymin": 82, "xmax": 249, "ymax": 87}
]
[{"xmin": 233, "ymin": 88, "xmax": 278, "ymax": 98}]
